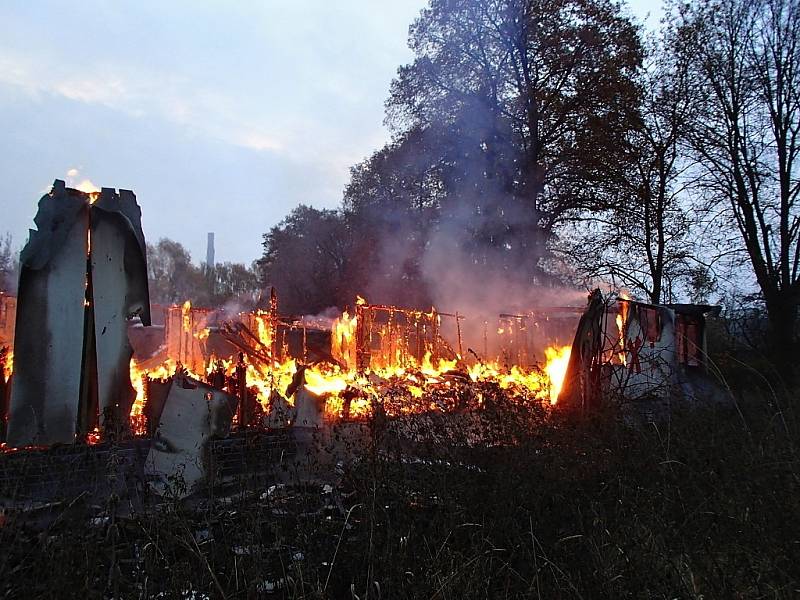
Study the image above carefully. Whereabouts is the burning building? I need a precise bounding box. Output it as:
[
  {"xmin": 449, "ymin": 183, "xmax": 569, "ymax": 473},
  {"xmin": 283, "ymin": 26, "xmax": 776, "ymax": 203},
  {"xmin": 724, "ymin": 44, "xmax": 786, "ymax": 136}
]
[
  {"xmin": 559, "ymin": 290, "xmax": 721, "ymax": 413},
  {"xmin": 0, "ymin": 182, "xmax": 721, "ymax": 501}
]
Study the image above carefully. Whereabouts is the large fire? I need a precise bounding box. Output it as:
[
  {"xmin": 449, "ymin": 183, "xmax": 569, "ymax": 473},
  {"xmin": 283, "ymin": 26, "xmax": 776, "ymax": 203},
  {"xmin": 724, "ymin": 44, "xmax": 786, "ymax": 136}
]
[
  {"xmin": 2, "ymin": 293, "xmax": 575, "ymax": 438},
  {"xmin": 128, "ymin": 297, "xmax": 572, "ymax": 434}
]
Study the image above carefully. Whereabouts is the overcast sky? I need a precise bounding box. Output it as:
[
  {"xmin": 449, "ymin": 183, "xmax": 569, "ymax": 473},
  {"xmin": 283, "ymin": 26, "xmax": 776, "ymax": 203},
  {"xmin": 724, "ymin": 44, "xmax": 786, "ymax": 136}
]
[{"xmin": 0, "ymin": 1, "xmax": 662, "ymax": 265}]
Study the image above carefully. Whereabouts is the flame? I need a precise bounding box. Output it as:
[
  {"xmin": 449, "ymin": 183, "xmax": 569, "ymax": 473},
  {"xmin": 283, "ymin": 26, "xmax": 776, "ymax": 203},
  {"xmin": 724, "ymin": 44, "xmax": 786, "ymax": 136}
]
[
  {"xmin": 331, "ymin": 310, "xmax": 358, "ymax": 370},
  {"xmin": 128, "ymin": 357, "xmax": 184, "ymax": 435},
  {"xmin": 303, "ymin": 367, "xmax": 348, "ymax": 397},
  {"xmin": 616, "ymin": 294, "xmax": 630, "ymax": 365},
  {"xmin": 253, "ymin": 311, "xmax": 273, "ymax": 350},
  {"xmin": 544, "ymin": 346, "xmax": 571, "ymax": 404},
  {"xmin": 76, "ymin": 180, "xmax": 100, "ymax": 193},
  {"xmin": 1, "ymin": 348, "xmax": 12, "ymax": 379},
  {"xmin": 123, "ymin": 297, "xmax": 576, "ymax": 435},
  {"xmin": 181, "ymin": 300, "xmax": 192, "ymax": 331},
  {"xmin": 126, "ymin": 341, "xmax": 572, "ymax": 430}
]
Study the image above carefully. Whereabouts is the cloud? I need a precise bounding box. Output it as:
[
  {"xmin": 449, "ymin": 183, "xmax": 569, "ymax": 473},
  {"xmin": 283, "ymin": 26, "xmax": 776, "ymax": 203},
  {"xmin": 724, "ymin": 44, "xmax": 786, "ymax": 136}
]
[
  {"xmin": 53, "ymin": 77, "xmax": 128, "ymax": 108},
  {"xmin": 0, "ymin": 0, "xmax": 430, "ymax": 264},
  {"xmin": 0, "ymin": 51, "xmax": 289, "ymax": 155}
]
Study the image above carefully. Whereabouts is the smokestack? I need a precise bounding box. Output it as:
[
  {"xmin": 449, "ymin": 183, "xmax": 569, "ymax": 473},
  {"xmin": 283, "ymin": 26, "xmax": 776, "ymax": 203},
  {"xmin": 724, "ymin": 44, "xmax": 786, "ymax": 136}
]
[{"xmin": 206, "ymin": 232, "xmax": 215, "ymax": 269}]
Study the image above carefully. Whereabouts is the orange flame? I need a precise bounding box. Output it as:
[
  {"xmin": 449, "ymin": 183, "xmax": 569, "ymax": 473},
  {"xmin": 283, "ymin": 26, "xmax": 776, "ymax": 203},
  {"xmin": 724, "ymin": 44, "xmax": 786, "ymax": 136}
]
[
  {"xmin": 616, "ymin": 293, "xmax": 630, "ymax": 365},
  {"xmin": 1, "ymin": 348, "xmax": 12, "ymax": 379},
  {"xmin": 125, "ymin": 297, "xmax": 576, "ymax": 432},
  {"xmin": 544, "ymin": 346, "xmax": 571, "ymax": 404}
]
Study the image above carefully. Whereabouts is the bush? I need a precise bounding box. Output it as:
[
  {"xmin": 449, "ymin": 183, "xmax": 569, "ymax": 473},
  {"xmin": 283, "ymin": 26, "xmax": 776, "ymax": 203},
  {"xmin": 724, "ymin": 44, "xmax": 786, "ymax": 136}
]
[{"xmin": 1, "ymin": 388, "xmax": 798, "ymax": 598}]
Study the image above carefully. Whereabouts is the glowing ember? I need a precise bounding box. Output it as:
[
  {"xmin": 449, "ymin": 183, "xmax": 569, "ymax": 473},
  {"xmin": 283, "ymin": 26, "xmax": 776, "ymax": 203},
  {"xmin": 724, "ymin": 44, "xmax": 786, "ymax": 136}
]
[{"xmin": 86, "ymin": 427, "xmax": 102, "ymax": 445}]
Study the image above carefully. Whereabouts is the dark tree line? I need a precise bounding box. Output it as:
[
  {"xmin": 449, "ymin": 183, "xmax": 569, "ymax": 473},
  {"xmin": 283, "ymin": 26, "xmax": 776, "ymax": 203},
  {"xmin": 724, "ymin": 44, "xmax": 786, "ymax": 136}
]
[
  {"xmin": 259, "ymin": 0, "xmax": 800, "ymax": 365},
  {"xmin": 147, "ymin": 238, "xmax": 260, "ymax": 308},
  {"xmin": 0, "ymin": 234, "xmax": 17, "ymax": 294}
]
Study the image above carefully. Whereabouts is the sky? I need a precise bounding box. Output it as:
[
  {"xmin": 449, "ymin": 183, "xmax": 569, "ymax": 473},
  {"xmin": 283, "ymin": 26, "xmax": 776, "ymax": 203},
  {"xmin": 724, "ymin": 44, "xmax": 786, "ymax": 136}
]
[{"xmin": 0, "ymin": 1, "xmax": 663, "ymax": 266}]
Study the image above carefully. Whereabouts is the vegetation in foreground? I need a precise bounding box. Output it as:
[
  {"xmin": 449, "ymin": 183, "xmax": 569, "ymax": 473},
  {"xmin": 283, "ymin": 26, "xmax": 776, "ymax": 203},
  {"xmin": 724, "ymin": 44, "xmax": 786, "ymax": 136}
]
[{"xmin": 0, "ymin": 380, "xmax": 797, "ymax": 599}]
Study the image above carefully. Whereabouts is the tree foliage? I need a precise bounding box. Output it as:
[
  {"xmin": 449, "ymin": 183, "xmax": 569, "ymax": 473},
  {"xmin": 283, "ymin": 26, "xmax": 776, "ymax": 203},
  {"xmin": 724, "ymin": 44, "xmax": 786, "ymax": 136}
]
[
  {"xmin": 147, "ymin": 238, "xmax": 259, "ymax": 307},
  {"xmin": 257, "ymin": 206, "xmax": 350, "ymax": 314},
  {"xmin": 0, "ymin": 233, "xmax": 17, "ymax": 294},
  {"xmin": 383, "ymin": 0, "xmax": 642, "ymax": 282},
  {"xmin": 147, "ymin": 238, "xmax": 202, "ymax": 305},
  {"xmin": 288, "ymin": 0, "xmax": 646, "ymax": 313},
  {"xmin": 562, "ymin": 26, "xmax": 699, "ymax": 303}
]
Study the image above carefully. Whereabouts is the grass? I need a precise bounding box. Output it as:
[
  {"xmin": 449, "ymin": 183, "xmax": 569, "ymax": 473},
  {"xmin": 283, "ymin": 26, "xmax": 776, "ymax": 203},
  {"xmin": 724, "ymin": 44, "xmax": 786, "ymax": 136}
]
[{"xmin": 0, "ymin": 383, "xmax": 798, "ymax": 599}]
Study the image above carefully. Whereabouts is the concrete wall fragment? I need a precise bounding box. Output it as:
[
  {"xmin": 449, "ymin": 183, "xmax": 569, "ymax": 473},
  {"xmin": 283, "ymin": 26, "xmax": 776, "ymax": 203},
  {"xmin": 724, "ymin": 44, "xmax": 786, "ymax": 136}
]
[
  {"xmin": 91, "ymin": 188, "xmax": 150, "ymax": 431},
  {"xmin": 293, "ymin": 387, "xmax": 326, "ymax": 429},
  {"xmin": 7, "ymin": 183, "xmax": 90, "ymax": 446},
  {"xmin": 145, "ymin": 374, "xmax": 238, "ymax": 497},
  {"xmin": 6, "ymin": 180, "xmax": 150, "ymax": 447}
]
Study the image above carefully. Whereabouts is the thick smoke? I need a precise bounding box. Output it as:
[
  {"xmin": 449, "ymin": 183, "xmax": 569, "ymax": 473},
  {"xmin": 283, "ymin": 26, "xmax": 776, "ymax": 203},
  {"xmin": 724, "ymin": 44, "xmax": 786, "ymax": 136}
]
[
  {"xmin": 353, "ymin": 120, "xmax": 586, "ymax": 358},
  {"xmin": 419, "ymin": 193, "xmax": 586, "ymax": 359}
]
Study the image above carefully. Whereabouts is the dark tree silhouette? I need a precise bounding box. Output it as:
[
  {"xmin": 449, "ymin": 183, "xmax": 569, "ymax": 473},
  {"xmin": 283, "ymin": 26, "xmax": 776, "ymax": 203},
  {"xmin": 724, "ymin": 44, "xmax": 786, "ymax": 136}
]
[{"xmin": 680, "ymin": 0, "xmax": 800, "ymax": 361}]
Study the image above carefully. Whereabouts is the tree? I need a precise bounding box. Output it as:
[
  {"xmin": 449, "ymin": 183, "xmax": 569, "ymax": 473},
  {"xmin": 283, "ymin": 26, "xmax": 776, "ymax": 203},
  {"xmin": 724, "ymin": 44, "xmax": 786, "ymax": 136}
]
[
  {"xmin": 386, "ymin": 0, "xmax": 643, "ymax": 283},
  {"xmin": 562, "ymin": 27, "xmax": 699, "ymax": 304},
  {"xmin": 146, "ymin": 238, "xmax": 205, "ymax": 305},
  {"xmin": 257, "ymin": 206, "xmax": 350, "ymax": 314},
  {"xmin": 211, "ymin": 262, "xmax": 260, "ymax": 306},
  {"xmin": 680, "ymin": 0, "xmax": 800, "ymax": 362},
  {"xmin": 0, "ymin": 233, "xmax": 17, "ymax": 294},
  {"xmin": 342, "ymin": 129, "xmax": 442, "ymax": 307}
]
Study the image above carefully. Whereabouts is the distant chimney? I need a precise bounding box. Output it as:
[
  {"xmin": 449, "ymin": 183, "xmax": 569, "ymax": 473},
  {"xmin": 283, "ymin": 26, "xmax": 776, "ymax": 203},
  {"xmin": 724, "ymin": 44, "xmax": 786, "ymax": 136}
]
[{"xmin": 206, "ymin": 232, "xmax": 215, "ymax": 269}]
